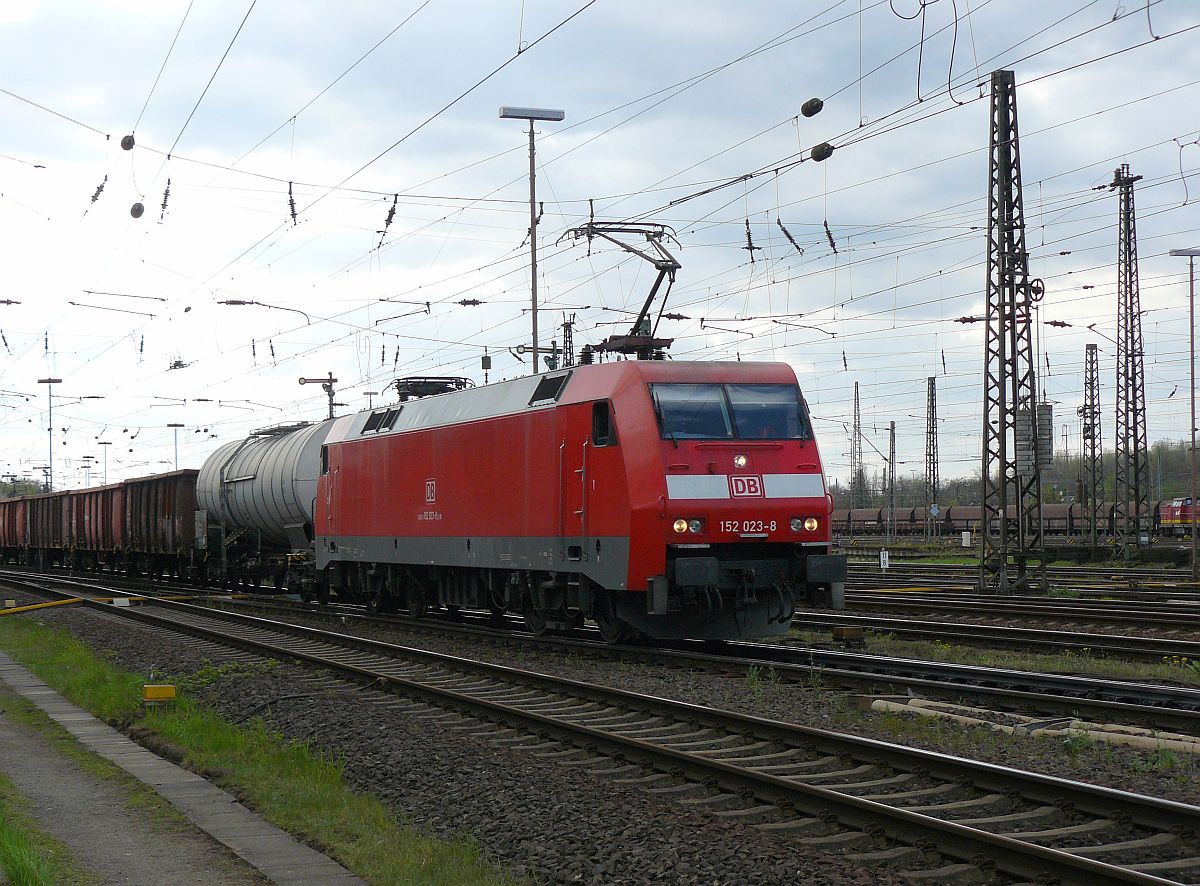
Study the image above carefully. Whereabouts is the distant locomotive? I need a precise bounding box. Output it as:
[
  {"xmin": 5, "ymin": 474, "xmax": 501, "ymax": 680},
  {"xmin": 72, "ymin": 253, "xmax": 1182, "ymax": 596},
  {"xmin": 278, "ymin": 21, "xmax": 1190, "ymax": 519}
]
[{"xmin": 0, "ymin": 361, "xmax": 845, "ymax": 641}]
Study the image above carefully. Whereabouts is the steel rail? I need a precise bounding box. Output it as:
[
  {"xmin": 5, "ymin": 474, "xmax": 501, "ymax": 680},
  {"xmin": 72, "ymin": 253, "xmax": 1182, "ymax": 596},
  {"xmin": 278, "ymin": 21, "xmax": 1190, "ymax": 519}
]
[
  {"xmin": 53, "ymin": 594, "xmax": 1200, "ymax": 884},
  {"xmin": 843, "ymin": 593, "xmax": 1200, "ymax": 628},
  {"xmin": 6, "ymin": 571, "xmax": 1200, "ymax": 731},
  {"xmin": 201, "ymin": 596, "xmax": 1200, "ymax": 732},
  {"xmin": 789, "ymin": 611, "xmax": 1200, "ymax": 661}
]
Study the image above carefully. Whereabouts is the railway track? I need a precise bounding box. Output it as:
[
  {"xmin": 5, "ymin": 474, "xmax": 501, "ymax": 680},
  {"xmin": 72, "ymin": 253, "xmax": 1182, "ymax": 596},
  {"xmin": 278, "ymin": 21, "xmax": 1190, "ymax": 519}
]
[
  {"xmin": 7, "ymin": 576, "xmax": 1200, "ymax": 884},
  {"xmin": 843, "ymin": 592, "xmax": 1200, "ymax": 631},
  {"xmin": 192, "ymin": 591, "xmax": 1200, "ymax": 732},
  {"xmin": 847, "ymin": 562, "xmax": 1200, "ymax": 597},
  {"xmin": 788, "ymin": 610, "xmax": 1200, "ymax": 662},
  {"xmin": 6, "ymin": 570, "xmax": 1200, "ymax": 731}
]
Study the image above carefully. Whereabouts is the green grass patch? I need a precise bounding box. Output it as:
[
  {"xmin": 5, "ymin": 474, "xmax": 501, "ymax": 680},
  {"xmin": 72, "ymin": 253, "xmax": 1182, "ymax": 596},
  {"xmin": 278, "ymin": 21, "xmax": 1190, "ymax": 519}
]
[
  {"xmin": 0, "ymin": 616, "xmax": 516, "ymax": 886},
  {"xmin": 0, "ymin": 769, "xmax": 96, "ymax": 886}
]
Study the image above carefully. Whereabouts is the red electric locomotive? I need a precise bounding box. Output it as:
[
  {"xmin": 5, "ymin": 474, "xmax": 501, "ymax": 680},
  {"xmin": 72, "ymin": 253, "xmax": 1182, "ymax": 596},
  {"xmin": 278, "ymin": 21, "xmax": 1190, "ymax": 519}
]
[{"xmin": 315, "ymin": 361, "xmax": 844, "ymax": 641}]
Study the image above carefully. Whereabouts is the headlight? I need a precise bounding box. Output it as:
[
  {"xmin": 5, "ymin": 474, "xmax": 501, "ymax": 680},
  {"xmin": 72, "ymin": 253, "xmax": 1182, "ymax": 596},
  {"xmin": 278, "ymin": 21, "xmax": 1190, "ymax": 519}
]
[
  {"xmin": 733, "ymin": 454, "xmax": 747, "ymax": 468},
  {"xmin": 803, "ymin": 517, "xmax": 819, "ymax": 532},
  {"xmin": 790, "ymin": 517, "xmax": 803, "ymax": 532},
  {"xmin": 688, "ymin": 519, "xmax": 704, "ymax": 534},
  {"xmin": 673, "ymin": 519, "xmax": 689, "ymax": 533}
]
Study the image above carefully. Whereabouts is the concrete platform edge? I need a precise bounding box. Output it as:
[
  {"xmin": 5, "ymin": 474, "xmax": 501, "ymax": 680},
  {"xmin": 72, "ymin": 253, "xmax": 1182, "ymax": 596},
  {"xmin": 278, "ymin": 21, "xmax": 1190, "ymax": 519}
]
[{"xmin": 0, "ymin": 651, "xmax": 367, "ymax": 886}]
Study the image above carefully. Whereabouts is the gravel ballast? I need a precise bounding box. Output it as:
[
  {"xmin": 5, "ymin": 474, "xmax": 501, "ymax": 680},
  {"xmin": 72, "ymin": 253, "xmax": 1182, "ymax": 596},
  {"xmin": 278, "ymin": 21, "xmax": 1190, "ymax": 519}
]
[
  {"xmin": 9, "ymin": 595, "xmax": 912, "ymax": 886},
  {"xmin": 202, "ymin": 602, "xmax": 1200, "ymax": 805}
]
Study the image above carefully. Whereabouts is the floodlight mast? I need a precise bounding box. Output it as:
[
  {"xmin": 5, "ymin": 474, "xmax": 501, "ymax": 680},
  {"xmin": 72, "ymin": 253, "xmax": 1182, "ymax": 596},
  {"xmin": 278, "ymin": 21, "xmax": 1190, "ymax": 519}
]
[
  {"xmin": 499, "ymin": 105, "xmax": 565, "ymax": 374},
  {"xmin": 37, "ymin": 378, "xmax": 62, "ymax": 491}
]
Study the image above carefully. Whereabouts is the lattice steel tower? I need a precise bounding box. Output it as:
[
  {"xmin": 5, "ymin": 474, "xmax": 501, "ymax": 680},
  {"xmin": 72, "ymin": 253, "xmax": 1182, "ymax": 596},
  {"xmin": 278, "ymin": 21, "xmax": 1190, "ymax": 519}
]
[
  {"xmin": 925, "ymin": 376, "xmax": 940, "ymax": 537},
  {"xmin": 979, "ymin": 70, "xmax": 1047, "ymax": 594},
  {"xmin": 850, "ymin": 381, "xmax": 865, "ymax": 508},
  {"xmin": 1111, "ymin": 164, "xmax": 1149, "ymax": 559},
  {"xmin": 1079, "ymin": 343, "xmax": 1102, "ymax": 553}
]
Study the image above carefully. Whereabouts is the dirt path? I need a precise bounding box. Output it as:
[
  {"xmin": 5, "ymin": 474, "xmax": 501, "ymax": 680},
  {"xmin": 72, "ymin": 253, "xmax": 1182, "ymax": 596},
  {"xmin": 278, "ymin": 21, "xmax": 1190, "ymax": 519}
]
[{"xmin": 0, "ymin": 694, "xmax": 269, "ymax": 886}]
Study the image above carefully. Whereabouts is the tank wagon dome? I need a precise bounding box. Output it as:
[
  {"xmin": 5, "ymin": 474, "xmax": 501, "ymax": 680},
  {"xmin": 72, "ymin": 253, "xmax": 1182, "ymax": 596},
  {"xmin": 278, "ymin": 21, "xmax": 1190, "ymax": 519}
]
[{"xmin": 197, "ymin": 419, "xmax": 336, "ymax": 548}]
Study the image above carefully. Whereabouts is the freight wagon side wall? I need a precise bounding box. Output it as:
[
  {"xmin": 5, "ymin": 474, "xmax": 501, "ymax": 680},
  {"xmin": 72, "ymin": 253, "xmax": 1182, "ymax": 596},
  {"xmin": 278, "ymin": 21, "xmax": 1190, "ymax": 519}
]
[
  {"xmin": 0, "ymin": 498, "xmax": 29, "ymax": 551},
  {"xmin": 125, "ymin": 470, "xmax": 199, "ymax": 554},
  {"xmin": 28, "ymin": 494, "xmax": 68, "ymax": 549}
]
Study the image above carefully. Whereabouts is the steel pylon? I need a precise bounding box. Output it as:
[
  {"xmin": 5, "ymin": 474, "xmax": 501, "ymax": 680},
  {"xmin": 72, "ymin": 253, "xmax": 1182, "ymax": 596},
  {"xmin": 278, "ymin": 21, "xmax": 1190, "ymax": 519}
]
[
  {"xmin": 1111, "ymin": 164, "xmax": 1149, "ymax": 559},
  {"xmin": 979, "ymin": 70, "xmax": 1047, "ymax": 594},
  {"xmin": 1079, "ymin": 343, "xmax": 1102, "ymax": 553}
]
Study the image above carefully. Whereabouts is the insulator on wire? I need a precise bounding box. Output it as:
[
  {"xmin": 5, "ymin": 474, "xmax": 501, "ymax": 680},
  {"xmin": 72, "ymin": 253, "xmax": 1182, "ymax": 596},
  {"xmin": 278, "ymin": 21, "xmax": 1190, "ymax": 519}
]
[
  {"xmin": 90, "ymin": 175, "xmax": 108, "ymax": 204},
  {"xmin": 251, "ymin": 339, "xmax": 257, "ymax": 362},
  {"xmin": 801, "ymin": 97, "xmax": 824, "ymax": 118},
  {"xmin": 381, "ymin": 342, "xmax": 385, "ymax": 366},
  {"xmin": 776, "ymin": 218, "xmax": 803, "ymax": 255},
  {"xmin": 130, "ymin": 202, "xmax": 144, "ymax": 219},
  {"xmin": 0, "ymin": 329, "xmax": 9, "ymax": 353},
  {"xmin": 377, "ymin": 194, "xmax": 398, "ymax": 249},
  {"xmin": 810, "ymin": 142, "xmax": 834, "ymax": 162},
  {"xmin": 288, "ymin": 182, "xmax": 297, "ymax": 225},
  {"xmin": 842, "ymin": 351, "xmax": 848, "ymax": 371},
  {"xmin": 742, "ymin": 219, "xmax": 761, "ymax": 262},
  {"xmin": 159, "ymin": 179, "xmax": 171, "ymax": 221},
  {"xmin": 823, "ymin": 220, "xmax": 838, "ymax": 254},
  {"xmin": 269, "ymin": 339, "xmax": 275, "ymax": 360},
  {"xmin": 120, "ymin": 134, "xmax": 135, "ymax": 151},
  {"xmin": 393, "ymin": 346, "xmax": 400, "ymax": 370},
  {"xmin": 44, "ymin": 332, "xmax": 48, "ymax": 353}
]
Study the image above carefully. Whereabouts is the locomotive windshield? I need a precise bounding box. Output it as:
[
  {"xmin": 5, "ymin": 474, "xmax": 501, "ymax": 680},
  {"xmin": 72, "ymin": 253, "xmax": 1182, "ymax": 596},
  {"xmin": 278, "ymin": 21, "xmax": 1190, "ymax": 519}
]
[{"xmin": 650, "ymin": 383, "xmax": 812, "ymax": 440}]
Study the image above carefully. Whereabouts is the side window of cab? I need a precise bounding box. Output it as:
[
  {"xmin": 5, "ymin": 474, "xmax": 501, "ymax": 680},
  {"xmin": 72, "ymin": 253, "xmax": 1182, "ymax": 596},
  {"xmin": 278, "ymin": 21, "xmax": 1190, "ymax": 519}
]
[{"xmin": 592, "ymin": 401, "xmax": 616, "ymax": 447}]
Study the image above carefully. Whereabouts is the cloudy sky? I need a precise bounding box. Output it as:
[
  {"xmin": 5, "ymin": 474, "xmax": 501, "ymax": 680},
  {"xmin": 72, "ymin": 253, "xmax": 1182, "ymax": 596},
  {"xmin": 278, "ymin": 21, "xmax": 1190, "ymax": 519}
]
[{"xmin": 1, "ymin": 0, "xmax": 1198, "ymax": 492}]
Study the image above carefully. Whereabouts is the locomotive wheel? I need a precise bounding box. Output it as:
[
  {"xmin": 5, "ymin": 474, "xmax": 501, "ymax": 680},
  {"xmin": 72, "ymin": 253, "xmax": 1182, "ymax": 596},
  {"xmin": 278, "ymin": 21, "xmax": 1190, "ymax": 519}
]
[
  {"xmin": 522, "ymin": 597, "xmax": 548, "ymax": 636},
  {"xmin": 592, "ymin": 589, "xmax": 627, "ymax": 645},
  {"xmin": 407, "ymin": 584, "xmax": 428, "ymax": 618},
  {"xmin": 365, "ymin": 570, "xmax": 387, "ymax": 614}
]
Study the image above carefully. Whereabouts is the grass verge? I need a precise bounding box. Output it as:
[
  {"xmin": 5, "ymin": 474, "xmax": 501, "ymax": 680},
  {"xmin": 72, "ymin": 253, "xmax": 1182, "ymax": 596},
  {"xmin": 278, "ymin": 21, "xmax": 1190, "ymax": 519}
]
[
  {"xmin": 0, "ymin": 615, "xmax": 516, "ymax": 886},
  {"xmin": 0, "ymin": 768, "xmax": 95, "ymax": 886}
]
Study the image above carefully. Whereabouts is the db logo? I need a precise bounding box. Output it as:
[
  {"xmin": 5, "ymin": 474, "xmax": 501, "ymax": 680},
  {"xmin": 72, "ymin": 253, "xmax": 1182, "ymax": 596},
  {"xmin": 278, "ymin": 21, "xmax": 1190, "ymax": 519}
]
[
  {"xmin": 425, "ymin": 479, "xmax": 437, "ymax": 503},
  {"xmin": 729, "ymin": 475, "xmax": 763, "ymax": 497}
]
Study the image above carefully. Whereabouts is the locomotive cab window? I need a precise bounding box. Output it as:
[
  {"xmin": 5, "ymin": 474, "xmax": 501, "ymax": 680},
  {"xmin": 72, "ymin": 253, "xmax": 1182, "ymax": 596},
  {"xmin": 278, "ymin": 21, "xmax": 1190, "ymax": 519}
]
[
  {"xmin": 725, "ymin": 383, "xmax": 813, "ymax": 440},
  {"xmin": 592, "ymin": 400, "xmax": 616, "ymax": 447},
  {"xmin": 320, "ymin": 445, "xmax": 329, "ymax": 475},
  {"xmin": 650, "ymin": 383, "xmax": 812, "ymax": 441}
]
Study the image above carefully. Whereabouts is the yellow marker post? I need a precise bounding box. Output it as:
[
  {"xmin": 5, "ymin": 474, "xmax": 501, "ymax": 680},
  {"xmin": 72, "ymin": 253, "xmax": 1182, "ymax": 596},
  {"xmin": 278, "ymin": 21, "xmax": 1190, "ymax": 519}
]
[{"xmin": 142, "ymin": 685, "xmax": 177, "ymax": 704}]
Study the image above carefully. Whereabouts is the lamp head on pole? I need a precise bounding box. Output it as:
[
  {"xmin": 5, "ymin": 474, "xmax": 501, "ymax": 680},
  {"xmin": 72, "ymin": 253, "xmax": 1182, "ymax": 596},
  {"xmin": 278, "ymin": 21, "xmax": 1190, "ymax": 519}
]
[{"xmin": 499, "ymin": 106, "xmax": 565, "ymax": 122}]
